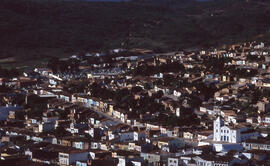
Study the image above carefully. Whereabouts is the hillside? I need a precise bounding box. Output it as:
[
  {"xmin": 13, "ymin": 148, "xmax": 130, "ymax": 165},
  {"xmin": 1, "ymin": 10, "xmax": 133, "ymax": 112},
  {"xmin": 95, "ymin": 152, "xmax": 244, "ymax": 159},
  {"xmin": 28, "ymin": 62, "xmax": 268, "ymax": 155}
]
[{"xmin": 1, "ymin": 0, "xmax": 270, "ymax": 67}]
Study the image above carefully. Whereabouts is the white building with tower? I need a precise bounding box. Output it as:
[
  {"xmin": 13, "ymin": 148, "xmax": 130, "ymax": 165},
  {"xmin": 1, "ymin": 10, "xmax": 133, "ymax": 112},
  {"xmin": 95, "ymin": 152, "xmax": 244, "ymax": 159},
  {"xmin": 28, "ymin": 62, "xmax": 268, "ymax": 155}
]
[{"xmin": 213, "ymin": 116, "xmax": 259, "ymax": 143}]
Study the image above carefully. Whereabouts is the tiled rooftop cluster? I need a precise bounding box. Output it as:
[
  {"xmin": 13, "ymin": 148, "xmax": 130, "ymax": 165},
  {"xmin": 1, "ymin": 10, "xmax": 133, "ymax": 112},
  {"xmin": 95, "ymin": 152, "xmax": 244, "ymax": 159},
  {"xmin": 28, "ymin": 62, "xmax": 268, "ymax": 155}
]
[{"xmin": 0, "ymin": 42, "xmax": 270, "ymax": 165}]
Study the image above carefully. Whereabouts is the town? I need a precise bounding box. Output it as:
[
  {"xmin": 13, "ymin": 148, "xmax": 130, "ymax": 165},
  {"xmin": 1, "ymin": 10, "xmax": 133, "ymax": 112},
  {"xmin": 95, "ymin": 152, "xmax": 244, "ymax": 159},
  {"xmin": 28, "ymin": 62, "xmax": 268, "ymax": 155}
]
[{"xmin": 0, "ymin": 41, "xmax": 270, "ymax": 166}]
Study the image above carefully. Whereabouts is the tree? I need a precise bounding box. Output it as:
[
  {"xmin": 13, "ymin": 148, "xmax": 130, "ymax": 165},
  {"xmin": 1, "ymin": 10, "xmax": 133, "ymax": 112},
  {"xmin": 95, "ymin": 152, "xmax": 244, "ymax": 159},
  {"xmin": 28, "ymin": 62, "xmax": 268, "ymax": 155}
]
[
  {"xmin": 0, "ymin": 85, "xmax": 11, "ymax": 93},
  {"xmin": 47, "ymin": 57, "xmax": 59, "ymax": 73},
  {"xmin": 156, "ymin": 90, "xmax": 164, "ymax": 98},
  {"xmin": 131, "ymin": 86, "xmax": 142, "ymax": 94},
  {"xmin": 0, "ymin": 67, "xmax": 19, "ymax": 78},
  {"xmin": 15, "ymin": 111, "xmax": 25, "ymax": 120},
  {"xmin": 53, "ymin": 126, "xmax": 71, "ymax": 137}
]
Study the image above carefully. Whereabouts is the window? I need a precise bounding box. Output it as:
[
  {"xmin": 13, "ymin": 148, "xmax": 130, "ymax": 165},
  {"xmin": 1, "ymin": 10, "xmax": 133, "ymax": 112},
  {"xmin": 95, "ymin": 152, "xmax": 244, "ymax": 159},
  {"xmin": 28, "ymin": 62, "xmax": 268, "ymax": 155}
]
[{"xmin": 221, "ymin": 130, "xmax": 223, "ymax": 133}]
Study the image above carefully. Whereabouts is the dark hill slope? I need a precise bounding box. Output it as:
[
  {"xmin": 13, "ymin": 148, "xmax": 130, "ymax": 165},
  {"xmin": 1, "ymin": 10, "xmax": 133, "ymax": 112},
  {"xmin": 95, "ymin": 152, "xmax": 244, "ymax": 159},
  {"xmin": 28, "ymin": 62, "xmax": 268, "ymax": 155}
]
[{"xmin": 0, "ymin": 0, "xmax": 270, "ymax": 65}]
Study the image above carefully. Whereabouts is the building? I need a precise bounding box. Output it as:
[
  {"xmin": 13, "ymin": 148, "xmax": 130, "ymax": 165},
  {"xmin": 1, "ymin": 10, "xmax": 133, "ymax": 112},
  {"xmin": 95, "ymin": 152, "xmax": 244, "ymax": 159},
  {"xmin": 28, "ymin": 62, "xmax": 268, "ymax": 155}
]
[
  {"xmin": 168, "ymin": 157, "xmax": 181, "ymax": 166},
  {"xmin": 152, "ymin": 137, "xmax": 185, "ymax": 152},
  {"xmin": 119, "ymin": 131, "xmax": 146, "ymax": 142},
  {"xmin": 140, "ymin": 152, "xmax": 160, "ymax": 166},
  {"xmin": 59, "ymin": 149, "xmax": 90, "ymax": 165},
  {"xmin": 193, "ymin": 154, "xmax": 245, "ymax": 166},
  {"xmin": 242, "ymin": 139, "xmax": 270, "ymax": 151},
  {"xmin": 213, "ymin": 117, "xmax": 258, "ymax": 143}
]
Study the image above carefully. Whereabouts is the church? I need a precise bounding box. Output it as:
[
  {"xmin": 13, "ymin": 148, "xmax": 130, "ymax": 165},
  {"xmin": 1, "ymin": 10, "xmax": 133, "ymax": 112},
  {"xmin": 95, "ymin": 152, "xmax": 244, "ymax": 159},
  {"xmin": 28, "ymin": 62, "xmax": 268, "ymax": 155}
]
[{"xmin": 213, "ymin": 116, "xmax": 259, "ymax": 143}]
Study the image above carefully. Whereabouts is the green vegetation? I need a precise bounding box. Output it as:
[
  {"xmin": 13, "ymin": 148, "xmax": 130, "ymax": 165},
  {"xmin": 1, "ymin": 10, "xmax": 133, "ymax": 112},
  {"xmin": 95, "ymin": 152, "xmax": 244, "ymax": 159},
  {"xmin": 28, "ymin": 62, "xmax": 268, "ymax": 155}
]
[{"xmin": 1, "ymin": 0, "xmax": 270, "ymax": 67}]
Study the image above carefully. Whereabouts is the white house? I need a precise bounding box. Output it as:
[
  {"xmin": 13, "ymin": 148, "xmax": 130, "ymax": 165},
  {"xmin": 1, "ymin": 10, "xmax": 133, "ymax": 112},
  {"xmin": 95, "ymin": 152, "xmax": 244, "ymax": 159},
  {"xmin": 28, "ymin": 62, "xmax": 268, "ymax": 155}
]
[
  {"xmin": 140, "ymin": 153, "xmax": 160, "ymax": 166},
  {"xmin": 116, "ymin": 157, "xmax": 125, "ymax": 166},
  {"xmin": 120, "ymin": 132, "xmax": 138, "ymax": 142},
  {"xmin": 59, "ymin": 150, "xmax": 90, "ymax": 165},
  {"xmin": 173, "ymin": 90, "xmax": 181, "ymax": 97},
  {"xmin": 242, "ymin": 139, "xmax": 270, "ymax": 151},
  {"xmin": 168, "ymin": 157, "xmax": 180, "ymax": 166},
  {"xmin": 34, "ymin": 122, "xmax": 55, "ymax": 133},
  {"xmin": 119, "ymin": 132, "xmax": 146, "ymax": 142},
  {"xmin": 193, "ymin": 155, "xmax": 245, "ymax": 166}
]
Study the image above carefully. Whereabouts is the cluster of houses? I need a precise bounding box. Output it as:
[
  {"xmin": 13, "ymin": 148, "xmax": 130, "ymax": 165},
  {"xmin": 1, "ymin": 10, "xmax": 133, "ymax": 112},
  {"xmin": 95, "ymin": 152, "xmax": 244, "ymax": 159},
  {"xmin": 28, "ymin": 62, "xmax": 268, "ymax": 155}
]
[{"xmin": 0, "ymin": 41, "xmax": 270, "ymax": 165}]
